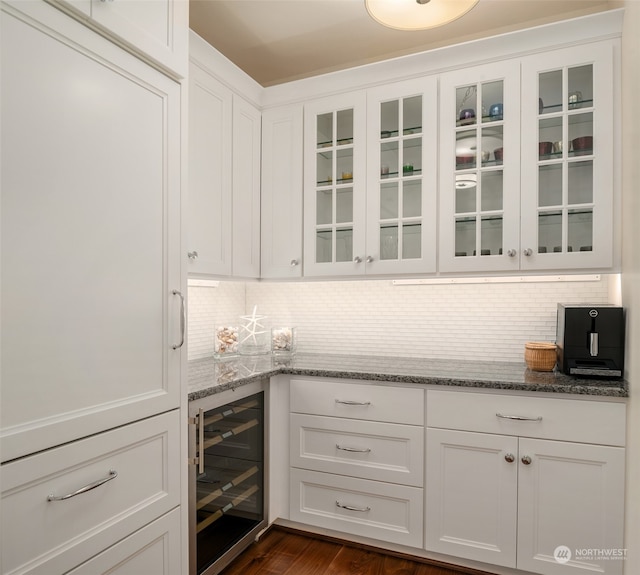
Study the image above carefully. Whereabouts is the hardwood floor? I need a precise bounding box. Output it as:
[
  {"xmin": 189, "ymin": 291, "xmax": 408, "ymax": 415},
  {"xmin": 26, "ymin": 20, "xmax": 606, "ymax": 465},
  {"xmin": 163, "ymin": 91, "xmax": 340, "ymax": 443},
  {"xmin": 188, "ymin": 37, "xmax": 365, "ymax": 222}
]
[{"xmin": 220, "ymin": 527, "xmax": 495, "ymax": 575}]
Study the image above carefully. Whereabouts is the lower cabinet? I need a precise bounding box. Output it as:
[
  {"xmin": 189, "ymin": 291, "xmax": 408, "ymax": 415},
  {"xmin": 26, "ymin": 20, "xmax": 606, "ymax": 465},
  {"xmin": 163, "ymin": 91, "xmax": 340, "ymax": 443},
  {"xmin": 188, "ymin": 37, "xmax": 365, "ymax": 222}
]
[
  {"xmin": 425, "ymin": 390, "xmax": 626, "ymax": 575},
  {"xmin": 66, "ymin": 509, "xmax": 182, "ymax": 575},
  {"xmin": 290, "ymin": 468, "xmax": 423, "ymax": 548},
  {"xmin": 289, "ymin": 378, "xmax": 424, "ymax": 548},
  {"xmin": 0, "ymin": 411, "xmax": 181, "ymax": 575}
]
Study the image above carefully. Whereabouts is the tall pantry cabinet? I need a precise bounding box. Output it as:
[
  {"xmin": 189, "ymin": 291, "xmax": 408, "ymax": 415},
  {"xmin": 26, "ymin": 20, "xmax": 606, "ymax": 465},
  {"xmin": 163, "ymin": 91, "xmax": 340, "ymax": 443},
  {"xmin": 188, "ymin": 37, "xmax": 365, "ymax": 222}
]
[{"xmin": 0, "ymin": 1, "xmax": 188, "ymax": 573}]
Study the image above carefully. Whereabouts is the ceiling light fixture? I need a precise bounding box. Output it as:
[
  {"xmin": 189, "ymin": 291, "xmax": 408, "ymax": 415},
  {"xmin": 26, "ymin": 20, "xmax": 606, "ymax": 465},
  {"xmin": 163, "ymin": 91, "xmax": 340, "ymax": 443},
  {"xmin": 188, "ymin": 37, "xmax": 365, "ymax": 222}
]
[{"xmin": 365, "ymin": 0, "xmax": 480, "ymax": 31}]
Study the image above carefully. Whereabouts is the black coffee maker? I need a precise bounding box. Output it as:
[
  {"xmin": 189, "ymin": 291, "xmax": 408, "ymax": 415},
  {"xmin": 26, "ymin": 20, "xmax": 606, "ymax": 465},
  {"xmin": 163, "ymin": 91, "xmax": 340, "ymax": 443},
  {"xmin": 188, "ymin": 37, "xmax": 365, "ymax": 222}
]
[{"xmin": 556, "ymin": 304, "xmax": 625, "ymax": 377}]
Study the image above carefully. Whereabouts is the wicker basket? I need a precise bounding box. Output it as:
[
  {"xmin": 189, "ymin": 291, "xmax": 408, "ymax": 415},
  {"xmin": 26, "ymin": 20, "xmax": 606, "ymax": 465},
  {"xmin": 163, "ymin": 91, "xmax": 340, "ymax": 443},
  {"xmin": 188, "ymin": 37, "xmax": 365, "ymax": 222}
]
[{"xmin": 524, "ymin": 342, "xmax": 557, "ymax": 372}]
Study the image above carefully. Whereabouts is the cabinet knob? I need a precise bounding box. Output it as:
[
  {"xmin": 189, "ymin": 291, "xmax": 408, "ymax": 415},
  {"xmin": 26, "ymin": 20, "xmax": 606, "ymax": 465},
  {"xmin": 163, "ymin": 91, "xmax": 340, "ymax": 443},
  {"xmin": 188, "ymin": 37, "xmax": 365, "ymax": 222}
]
[
  {"xmin": 523, "ymin": 248, "xmax": 533, "ymax": 257},
  {"xmin": 290, "ymin": 259, "xmax": 299, "ymax": 267},
  {"xmin": 507, "ymin": 249, "xmax": 517, "ymax": 257},
  {"xmin": 366, "ymin": 256, "xmax": 374, "ymax": 263},
  {"xmin": 521, "ymin": 455, "xmax": 532, "ymax": 465},
  {"xmin": 353, "ymin": 256, "xmax": 363, "ymax": 264},
  {"xmin": 188, "ymin": 251, "xmax": 199, "ymax": 260},
  {"xmin": 504, "ymin": 453, "xmax": 515, "ymax": 463}
]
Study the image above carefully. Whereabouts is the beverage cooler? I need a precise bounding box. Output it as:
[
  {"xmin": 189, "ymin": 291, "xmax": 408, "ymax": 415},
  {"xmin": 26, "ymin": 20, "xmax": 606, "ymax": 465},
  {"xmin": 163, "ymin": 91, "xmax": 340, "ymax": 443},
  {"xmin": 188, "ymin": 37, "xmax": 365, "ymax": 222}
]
[{"xmin": 188, "ymin": 383, "xmax": 266, "ymax": 575}]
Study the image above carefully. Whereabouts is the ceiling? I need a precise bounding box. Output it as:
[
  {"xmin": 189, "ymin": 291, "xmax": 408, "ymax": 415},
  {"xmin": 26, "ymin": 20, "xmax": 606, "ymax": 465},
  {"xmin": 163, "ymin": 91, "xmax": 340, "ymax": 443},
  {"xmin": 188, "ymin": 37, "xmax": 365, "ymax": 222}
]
[{"xmin": 189, "ymin": 0, "xmax": 619, "ymax": 87}]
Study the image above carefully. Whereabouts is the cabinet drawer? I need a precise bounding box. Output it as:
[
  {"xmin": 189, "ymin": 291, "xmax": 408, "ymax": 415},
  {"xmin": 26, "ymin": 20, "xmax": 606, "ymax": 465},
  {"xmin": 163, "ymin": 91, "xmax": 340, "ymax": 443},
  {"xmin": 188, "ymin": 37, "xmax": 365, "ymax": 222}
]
[
  {"xmin": 290, "ymin": 468, "xmax": 423, "ymax": 548},
  {"xmin": 426, "ymin": 390, "xmax": 626, "ymax": 446},
  {"xmin": 1, "ymin": 411, "xmax": 180, "ymax": 575},
  {"xmin": 290, "ymin": 413, "xmax": 423, "ymax": 486},
  {"xmin": 66, "ymin": 508, "xmax": 182, "ymax": 575},
  {"xmin": 290, "ymin": 378, "xmax": 424, "ymax": 425}
]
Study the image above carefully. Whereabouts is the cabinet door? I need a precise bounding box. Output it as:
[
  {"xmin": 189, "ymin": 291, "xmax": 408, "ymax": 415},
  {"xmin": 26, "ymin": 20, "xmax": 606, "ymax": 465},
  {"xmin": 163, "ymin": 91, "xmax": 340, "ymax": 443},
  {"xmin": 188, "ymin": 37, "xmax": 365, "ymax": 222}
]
[
  {"xmin": 188, "ymin": 61, "xmax": 233, "ymax": 277},
  {"xmin": 425, "ymin": 428, "xmax": 518, "ymax": 567},
  {"xmin": 517, "ymin": 438, "xmax": 625, "ymax": 575},
  {"xmin": 303, "ymin": 92, "xmax": 367, "ymax": 276},
  {"xmin": 366, "ymin": 77, "xmax": 438, "ymax": 274},
  {"xmin": 439, "ymin": 60, "xmax": 521, "ymax": 273},
  {"xmin": 261, "ymin": 105, "xmax": 304, "ymax": 278},
  {"xmin": 232, "ymin": 95, "xmax": 261, "ymax": 278},
  {"xmin": 0, "ymin": 0, "xmax": 183, "ymax": 462},
  {"xmin": 520, "ymin": 43, "xmax": 615, "ymax": 271},
  {"xmin": 49, "ymin": 0, "xmax": 188, "ymax": 77}
]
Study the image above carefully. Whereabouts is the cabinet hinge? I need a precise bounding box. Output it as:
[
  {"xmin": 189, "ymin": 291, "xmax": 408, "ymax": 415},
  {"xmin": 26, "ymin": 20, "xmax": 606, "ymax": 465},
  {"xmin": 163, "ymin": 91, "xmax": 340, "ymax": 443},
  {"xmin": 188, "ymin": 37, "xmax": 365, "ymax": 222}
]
[
  {"xmin": 188, "ymin": 417, "xmax": 198, "ymax": 425},
  {"xmin": 188, "ymin": 456, "xmax": 200, "ymax": 466}
]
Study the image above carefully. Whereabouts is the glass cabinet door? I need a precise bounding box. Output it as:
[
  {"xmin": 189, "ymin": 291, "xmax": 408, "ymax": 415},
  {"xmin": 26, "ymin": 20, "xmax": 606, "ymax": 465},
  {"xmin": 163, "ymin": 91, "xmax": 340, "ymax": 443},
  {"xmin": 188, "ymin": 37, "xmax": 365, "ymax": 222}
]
[
  {"xmin": 366, "ymin": 77, "xmax": 438, "ymax": 274},
  {"xmin": 439, "ymin": 61, "xmax": 521, "ymax": 273},
  {"xmin": 520, "ymin": 43, "xmax": 614, "ymax": 270},
  {"xmin": 304, "ymin": 92, "xmax": 366, "ymax": 276}
]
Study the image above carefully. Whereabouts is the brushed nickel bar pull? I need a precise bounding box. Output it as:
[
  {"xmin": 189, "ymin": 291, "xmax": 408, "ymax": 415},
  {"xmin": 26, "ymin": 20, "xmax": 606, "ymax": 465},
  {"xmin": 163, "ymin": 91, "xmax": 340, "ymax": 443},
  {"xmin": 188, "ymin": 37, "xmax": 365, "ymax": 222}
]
[
  {"xmin": 336, "ymin": 444, "xmax": 371, "ymax": 453},
  {"xmin": 198, "ymin": 408, "xmax": 205, "ymax": 475},
  {"xmin": 496, "ymin": 413, "xmax": 543, "ymax": 422},
  {"xmin": 336, "ymin": 501, "xmax": 370, "ymax": 512},
  {"xmin": 47, "ymin": 470, "xmax": 117, "ymax": 501},
  {"xmin": 172, "ymin": 289, "xmax": 185, "ymax": 350},
  {"xmin": 335, "ymin": 399, "xmax": 371, "ymax": 406}
]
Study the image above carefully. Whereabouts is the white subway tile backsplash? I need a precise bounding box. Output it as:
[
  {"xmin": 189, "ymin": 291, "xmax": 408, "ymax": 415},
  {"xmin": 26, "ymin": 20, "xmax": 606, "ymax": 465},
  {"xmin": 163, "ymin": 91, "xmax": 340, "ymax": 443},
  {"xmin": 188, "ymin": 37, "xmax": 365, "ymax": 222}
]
[{"xmin": 188, "ymin": 277, "xmax": 611, "ymax": 363}]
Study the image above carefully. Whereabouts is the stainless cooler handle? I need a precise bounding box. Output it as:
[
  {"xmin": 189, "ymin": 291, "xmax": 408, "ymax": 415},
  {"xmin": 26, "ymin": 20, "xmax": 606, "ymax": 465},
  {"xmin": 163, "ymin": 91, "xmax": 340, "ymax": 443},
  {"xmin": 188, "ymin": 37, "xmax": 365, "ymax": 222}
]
[{"xmin": 590, "ymin": 332, "xmax": 599, "ymax": 357}]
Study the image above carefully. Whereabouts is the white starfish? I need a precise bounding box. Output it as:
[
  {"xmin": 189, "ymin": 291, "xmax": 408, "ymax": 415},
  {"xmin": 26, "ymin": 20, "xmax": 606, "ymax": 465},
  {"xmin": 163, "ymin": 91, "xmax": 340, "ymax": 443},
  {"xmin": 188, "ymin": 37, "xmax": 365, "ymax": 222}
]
[{"xmin": 240, "ymin": 305, "xmax": 267, "ymax": 345}]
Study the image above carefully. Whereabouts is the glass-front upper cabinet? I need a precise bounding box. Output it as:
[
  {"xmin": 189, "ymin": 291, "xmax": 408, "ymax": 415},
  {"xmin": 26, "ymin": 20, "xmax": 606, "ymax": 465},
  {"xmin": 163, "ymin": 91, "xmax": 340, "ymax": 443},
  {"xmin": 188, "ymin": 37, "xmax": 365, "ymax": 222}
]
[
  {"xmin": 439, "ymin": 61, "xmax": 521, "ymax": 273},
  {"xmin": 303, "ymin": 92, "xmax": 367, "ymax": 276},
  {"xmin": 366, "ymin": 77, "xmax": 438, "ymax": 274},
  {"xmin": 520, "ymin": 42, "xmax": 614, "ymax": 271}
]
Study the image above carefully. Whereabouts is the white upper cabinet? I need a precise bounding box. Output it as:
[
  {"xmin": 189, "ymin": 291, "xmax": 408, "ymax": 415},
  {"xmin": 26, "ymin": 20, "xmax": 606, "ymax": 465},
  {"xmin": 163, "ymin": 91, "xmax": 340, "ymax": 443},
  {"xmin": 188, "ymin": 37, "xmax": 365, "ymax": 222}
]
[
  {"xmin": 302, "ymin": 80, "xmax": 438, "ymax": 277},
  {"xmin": 303, "ymin": 91, "xmax": 368, "ymax": 277},
  {"xmin": 366, "ymin": 77, "xmax": 438, "ymax": 275},
  {"xmin": 520, "ymin": 42, "xmax": 614, "ymax": 271},
  {"xmin": 261, "ymin": 104, "xmax": 304, "ymax": 278},
  {"xmin": 188, "ymin": 62, "xmax": 233, "ymax": 277},
  {"xmin": 439, "ymin": 42, "xmax": 616, "ymax": 275},
  {"xmin": 232, "ymin": 94, "xmax": 262, "ymax": 279},
  {"xmin": 187, "ymin": 61, "xmax": 261, "ymax": 279},
  {"xmin": 439, "ymin": 60, "xmax": 522, "ymax": 273},
  {"xmin": 48, "ymin": 0, "xmax": 189, "ymax": 78}
]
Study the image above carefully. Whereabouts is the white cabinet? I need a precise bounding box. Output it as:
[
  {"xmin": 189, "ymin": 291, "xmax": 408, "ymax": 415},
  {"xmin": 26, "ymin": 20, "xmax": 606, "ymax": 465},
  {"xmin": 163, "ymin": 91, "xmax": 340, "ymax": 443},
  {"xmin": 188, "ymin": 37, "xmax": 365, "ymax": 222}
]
[
  {"xmin": 1, "ymin": 411, "xmax": 181, "ymax": 575},
  {"xmin": 303, "ymin": 92, "xmax": 368, "ymax": 276},
  {"xmin": 187, "ymin": 61, "xmax": 261, "ymax": 279},
  {"xmin": 188, "ymin": 62, "xmax": 232, "ymax": 276},
  {"xmin": 302, "ymin": 80, "xmax": 438, "ymax": 277},
  {"xmin": 1, "ymin": 0, "xmax": 184, "ymax": 462},
  {"xmin": 439, "ymin": 41, "xmax": 616, "ymax": 274},
  {"xmin": 232, "ymin": 94, "xmax": 262, "ymax": 278},
  {"xmin": 1, "ymin": 2, "xmax": 186, "ymax": 573},
  {"xmin": 48, "ymin": 0, "xmax": 188, "ymax": 78},
  {"xmin": 261, "ymin": 105, "xmax": 304, "ymax": 278},
  {"xmin": 520, "ymin": 43, "xmax": 614, "ymax": 271},
  {"xmin": 289, "ymin": 378, "xmax": 424, "ymax": 547},
  {"xmin": 425, "ymin": 390, "xmax": 626, "ymax": 575},
  {"xmin": 365, "ymin": 77, "xmax": 438, "ymax": 275}
]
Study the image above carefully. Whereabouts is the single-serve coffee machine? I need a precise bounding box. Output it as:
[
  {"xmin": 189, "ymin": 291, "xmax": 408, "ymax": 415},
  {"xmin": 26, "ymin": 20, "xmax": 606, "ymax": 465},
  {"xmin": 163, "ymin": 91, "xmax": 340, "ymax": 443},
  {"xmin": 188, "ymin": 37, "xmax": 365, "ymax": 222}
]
[{"xmin": 556, "ymin": 304, "xmax": 625, "ymax": 378}]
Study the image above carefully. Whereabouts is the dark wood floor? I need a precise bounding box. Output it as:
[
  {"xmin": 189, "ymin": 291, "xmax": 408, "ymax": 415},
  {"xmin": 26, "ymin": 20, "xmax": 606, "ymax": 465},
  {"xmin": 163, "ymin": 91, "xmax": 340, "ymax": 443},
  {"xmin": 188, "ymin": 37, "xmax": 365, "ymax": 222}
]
[{"xmin": 220, "ymin": 527, "xmax": 495, "ymax": 575}]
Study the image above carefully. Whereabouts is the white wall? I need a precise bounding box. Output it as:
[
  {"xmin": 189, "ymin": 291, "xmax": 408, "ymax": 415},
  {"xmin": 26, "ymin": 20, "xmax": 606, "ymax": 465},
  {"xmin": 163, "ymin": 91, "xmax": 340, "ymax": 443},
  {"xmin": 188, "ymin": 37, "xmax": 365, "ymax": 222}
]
[
  {"xmin": 188, "ymin": 277, "xmax": 611, "ymax": 362},
  {"xmin": 621, "ymin": 1, "xmax": 639, "ymax": 572}
]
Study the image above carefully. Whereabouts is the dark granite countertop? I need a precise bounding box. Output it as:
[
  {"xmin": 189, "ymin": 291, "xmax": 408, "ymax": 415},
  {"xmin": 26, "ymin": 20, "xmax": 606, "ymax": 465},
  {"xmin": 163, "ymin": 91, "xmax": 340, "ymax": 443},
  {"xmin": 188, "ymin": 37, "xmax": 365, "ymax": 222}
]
[{"xmin": 188, "ymin": 353, "xmax": 628, "ymax": 402}]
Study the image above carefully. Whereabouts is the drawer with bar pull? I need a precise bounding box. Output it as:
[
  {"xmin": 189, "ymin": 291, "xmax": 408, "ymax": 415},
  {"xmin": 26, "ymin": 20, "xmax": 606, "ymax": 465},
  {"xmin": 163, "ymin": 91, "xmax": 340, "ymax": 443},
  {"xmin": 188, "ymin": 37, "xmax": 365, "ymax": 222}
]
[
  {"xmin": 1, "ymin": 410, "xmax": 180, "ymax": 575},
  {"xmin": 290, "ymin": 378, "xmax": 424, "ymax": 425},
  {"xmin": 426, "ymin": 390, "xmax": 625, "ymax": 446},
  {"xmin": 290, "ymin": 413, "xmax": 424, "ymax": 486}
]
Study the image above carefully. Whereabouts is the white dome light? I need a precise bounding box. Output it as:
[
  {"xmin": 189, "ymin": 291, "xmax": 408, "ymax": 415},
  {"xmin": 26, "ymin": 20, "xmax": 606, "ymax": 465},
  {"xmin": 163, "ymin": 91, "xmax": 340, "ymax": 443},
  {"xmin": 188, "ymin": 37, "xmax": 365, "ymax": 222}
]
[{"xmin": 365, "ymin": 0, "xmax": 480, "ymax": 31}]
